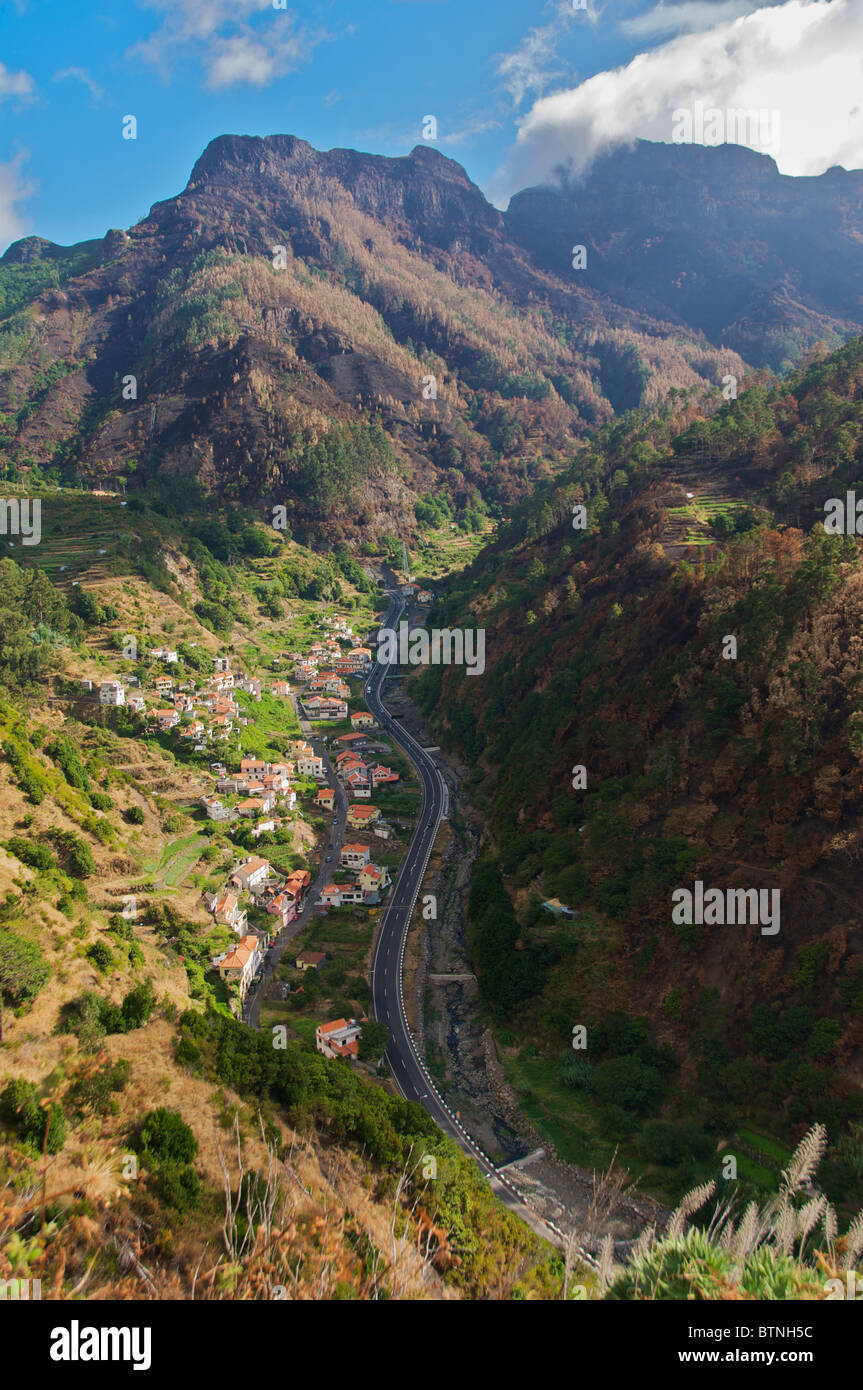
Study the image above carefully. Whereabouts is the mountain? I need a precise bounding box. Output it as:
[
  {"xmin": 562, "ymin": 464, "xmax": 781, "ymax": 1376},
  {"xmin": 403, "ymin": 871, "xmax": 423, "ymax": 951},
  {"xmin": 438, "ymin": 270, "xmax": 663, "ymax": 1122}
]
[
  {"xmin": 507, "ymin": 141, "xmax": 863, "ymax": 372},
  {"xmin": 0, "ymin": 135, "xmax": 750, "ymax": 539},
  {"xmin": 410, "ymin": 337, "xmax": 863, "ymax": 1204}
]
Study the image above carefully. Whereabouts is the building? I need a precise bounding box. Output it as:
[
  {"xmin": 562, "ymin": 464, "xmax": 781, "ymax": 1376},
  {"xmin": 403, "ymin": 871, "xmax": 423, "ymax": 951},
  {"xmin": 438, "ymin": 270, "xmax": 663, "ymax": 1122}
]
[
  {"xmin": 212, "ymin": 934, "xmax": 261, "ymax": 999},
  {"xmin": 295, "ymin": 950, "xmax": 326, "ymax": 971},
  {"xmin": 267, "ymin": 891, "xmax": 297, "ymax": 928},
  {"xmin": 212, "ymin": 891, "xmax": 247, "ymax": 933},
  {"xmin": 200, "ymin": 794, "xmax": 233, "ymax": 821},
  {"xmin": 316, "ymin": 1018, "xmax": 361, "ymax": 1060},
  {"xmin": 341, "ymin": 843, "xmax": 371, "ymax": 870},
  {"xmin": 230, "ymin": 856, "xmax": 271, "ymax": 893},
  {"xmin": 350, "ymin": 710, "xmax": 375, "ymax": 729},
  {"xmin": 315, "ymin": 788, "xmax": 335, "ymax": 811},
  {"xmin": 99, "ymin": 680, "xmax": 125, "ymax": 707},
  {"xmin": 237, "ymin": 796, "xmax": 274, "ymax": 819},
  {"xmin": 359, "ymin": 863, "xmax": 391, "ymax": 893},
  {"xmin": 283, "ymin": 869, "xmax": 311, "ymax": 902},
  {"xmin": 297, "ymin": 754, "xmax": 325, "ymax": 779},
  {"xmin": 271, "ymin": 679, "xmax": 291, "ymax": 697},
  {"xmin": 347, "ymin": 804, "xmax": 381, "ymax": 829},
  {"xmin": 150, "ymin": 647, "xmax": 178, "ymax": 664}
]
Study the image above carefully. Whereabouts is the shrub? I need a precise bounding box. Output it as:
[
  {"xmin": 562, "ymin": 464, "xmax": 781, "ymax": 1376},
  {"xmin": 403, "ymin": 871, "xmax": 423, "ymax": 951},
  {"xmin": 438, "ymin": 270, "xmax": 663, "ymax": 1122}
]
[
  {"xmin": 89, "ymin": 791, "xmax": 113, "ymax": 812},
  {"xmin": 5, "ymin": 837, "xmax": 55, "ymax": 872},
  {"xmin": 133, "ymin": 1108, "xmax": 198, "ymax": 1166},
  {"xmin": 0, "ymin": 930, "xmax": 50, "ymax": 1007},
  {"xmin": 124, "ymin": 806, "xmax": 145, "ymax": 825},
  {"xmin": 86, "ymin": 940, "xmax": 114, "ymax": 973}
]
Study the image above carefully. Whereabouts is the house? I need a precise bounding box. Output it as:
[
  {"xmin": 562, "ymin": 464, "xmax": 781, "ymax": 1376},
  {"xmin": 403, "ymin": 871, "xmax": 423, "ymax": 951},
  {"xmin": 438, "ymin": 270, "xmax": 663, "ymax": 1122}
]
[
  {"xmin": 370, "ymin": 764, "xmax": 399, "ymax": 787},
  {"xmin": 283, "ymin": 869, "xmax": 311, "ymax": 901},
  {"xmin": 417, "ymin": 590, "xmax": 433, "ymax": 604},
  {"xmin": 214, "ymin": 656, "xmax": 231, "ymax": 673},
  {"xmin": 372, "ymin": 823, "xmax": 392, "ymax": 840},
  {"xmin": 212, "ymin": 934, "xmax": 261, "ymax": 999},
  {"xmin": 237, "ymin": 677, "xmax": 262, "ymax": 699},
  {"xmin": 251, "ymin": 818, "xmax": 277, "ymax": 839},
  {"xmin": 181, "ymin": 719, "xmax": 206, "ymax": 741},
  {"xmin": 99, "ymin": 680, "xmax": 125, "ymax": 707},
  {"xmin": 150, "ymin": 647, "xmax": 178, "ymax": 664},
  {"xmin": 347, "ymin": 804, "xmax": 381, "ymax": 828},
  {"xmin": 335, "ymin": 749, "xmax": 365, "ymax": 770},
  {"xmin": 80, "ymin": 678, "xmax": 94, "ymax": 693},
  {"xmin": 341, "ymin": 843, "xmax": 371, "ymax": 870},
  {"xmin": 345, "ymin": 769, "xmax": 372, "ymax": 798},
  {"xmin": 350, "ymin": 710, "xmax": 375, "ymax": 728},
  {"xmin": 230, "ymin": 856, "xmax": 271, "ymax": 892},
  {"xmin": 301, "ymin": 696, "xmax": 347, "ymax": 721},
  {"xmin": 297, "ymin": 754, "xmax": 325, "ymax": 779},
  {"xmin": 153, "ymin": 675, "xmax": 174, "ymax": 696},
  {"xmin": 128, "ymin": 694, "xmax": 146, "ymax": 713},
  {"xmin": 315, "ymin": 788, "xmax": 335, "ymax": 811},
  {"xmin": 200, "ymin": 794, "xmax": 233, "ymax": 821},
  {"xmin": 359, "ymin": 863, "xmax": 391, "ymax": 893},
  {"xmin": 151, "ymin": 708, "xmax": 180, "ymax": 731},
  {"xmin": 271, "ymin": 679, "xmax": 291, "ymax": 697},
  {"xmin": 296, "ymin": 950, "xmax": 326, "ymax": 971},
  {"xmin": 237, "ymin": 796, "xmax": 274, "ymax": 819},
  {"xmin": 334, "ymin": 732, "xmax": 369, "ymax": 749},
  {"xmin": 267, "ymin": 891, "xmax": 298, "ymax": 928},
  {"xmin": 318, "ymin": 884, "xmax": 343, "ymax": 908},
  {"xmin": 212, "ymin": 890, "xmax": 247, "ymax": 932},
  {"xmin": 287, "ymin": 739, "xmax": 314, "ymax": 760},
  {"xmin": 241, "ymin": 757, "xmax": 269, "ymax": 775},
  {"xmin": 316, "ymin": 1018, "xmax": 361, "ymax": 1060}
]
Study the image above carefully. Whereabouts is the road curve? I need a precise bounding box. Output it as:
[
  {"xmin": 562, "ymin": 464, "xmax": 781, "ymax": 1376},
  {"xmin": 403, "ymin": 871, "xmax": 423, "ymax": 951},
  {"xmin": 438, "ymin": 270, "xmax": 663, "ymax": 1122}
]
[{"xmin": 365, "ymin": 594, "xmax": 572, "ymax": 1241}]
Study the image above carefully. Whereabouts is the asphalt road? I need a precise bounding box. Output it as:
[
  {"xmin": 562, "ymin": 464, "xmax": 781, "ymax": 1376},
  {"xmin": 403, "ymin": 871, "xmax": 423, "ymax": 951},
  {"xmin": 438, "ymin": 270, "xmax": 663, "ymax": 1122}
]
[
  {"xmin": 245, "ymin": 589, "xmax": 570, "ymax": 1246},
  {"xmin": 364, "ymin": 594, "xmax": 559, "ymax": 1231}
]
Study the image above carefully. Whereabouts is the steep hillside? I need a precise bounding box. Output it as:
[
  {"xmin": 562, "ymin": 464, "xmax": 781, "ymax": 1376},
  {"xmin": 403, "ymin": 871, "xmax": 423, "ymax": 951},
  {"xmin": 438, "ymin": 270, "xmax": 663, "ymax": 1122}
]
[
  {"xmin": 507, "ymin": 141, "xmax": 863, "ymax": 373},
  {"xmin": 0, "ymin": 135, "xmax": 747, "ymax": 539},
  {"xmin": 0, "ymin": 497, "xmax": 561, "ymax": 1301},
  {"xmin": 411, "ymin": 336, "xmax": 863, "ymax": 1206}
]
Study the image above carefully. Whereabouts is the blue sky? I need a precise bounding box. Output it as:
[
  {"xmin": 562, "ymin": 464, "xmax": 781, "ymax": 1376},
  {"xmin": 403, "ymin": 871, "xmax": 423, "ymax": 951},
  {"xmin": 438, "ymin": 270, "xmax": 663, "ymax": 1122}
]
[{"xmin": 0, "ymin": 0, "xmax": 860, "ymax": 250}]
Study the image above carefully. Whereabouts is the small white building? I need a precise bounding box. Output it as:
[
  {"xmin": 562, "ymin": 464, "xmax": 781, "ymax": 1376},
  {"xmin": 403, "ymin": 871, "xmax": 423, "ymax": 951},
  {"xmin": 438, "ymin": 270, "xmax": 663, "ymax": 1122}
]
[{"xmin": 99, "ymin": 680, "xmax": 125, "ymax": 707}]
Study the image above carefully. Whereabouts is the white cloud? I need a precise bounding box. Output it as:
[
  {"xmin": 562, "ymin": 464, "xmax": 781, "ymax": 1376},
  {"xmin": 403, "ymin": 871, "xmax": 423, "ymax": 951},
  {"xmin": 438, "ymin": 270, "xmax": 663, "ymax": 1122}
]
[
  {"xmin": 620, "ymin": 0, "xmax": 770, "ymax": 39},
  {"xmin": 130, "ymin": 0, "xmax": 327, "ymax": 87},
  {"xmin": 0, "ymin": 60, "xmax": 35, "ymax": 102},
  {"xmin": 494, "ymin": 1, "xmax": 600, "ymax": 110},
  {"xmin": 0, "ymin": 152, "xmax": 35, "ymax": 253},
  {"xmin": 53, "ymin": 66, "xmax": 104, "ymax": 101},
  {"xmin": 491, "ymin": 0, "xmax": 863, "ymax": 204}
]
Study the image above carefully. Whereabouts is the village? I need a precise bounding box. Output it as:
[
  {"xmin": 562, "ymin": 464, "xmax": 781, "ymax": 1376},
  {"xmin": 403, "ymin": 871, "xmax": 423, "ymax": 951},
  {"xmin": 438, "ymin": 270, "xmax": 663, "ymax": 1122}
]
[{"xmin": 76, "ymin": 596, "xmax": 430, "ymax": 1062}]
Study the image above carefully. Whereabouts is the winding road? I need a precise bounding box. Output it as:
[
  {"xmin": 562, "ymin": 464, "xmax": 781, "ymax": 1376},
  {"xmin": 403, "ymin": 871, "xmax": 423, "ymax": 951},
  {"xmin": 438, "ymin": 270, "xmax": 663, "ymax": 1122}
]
[
  {"xmin": 364, "ymin": 593, "xmax": 572, "ymax": 1241},
  {"xmin": 247, "ymin": 588, "xmax": 576, "ymax": 1250}
]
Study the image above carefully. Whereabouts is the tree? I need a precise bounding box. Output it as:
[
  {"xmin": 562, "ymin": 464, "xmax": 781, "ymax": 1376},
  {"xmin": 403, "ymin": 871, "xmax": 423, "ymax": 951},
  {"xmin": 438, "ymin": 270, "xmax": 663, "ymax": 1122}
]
[
  {"xmin": 358, "ymin": 1020, "xmax": 389, "ymax": 1061},
  {"xmin": 134, "ymin": 1107, "xmax": 198, "ymax": 1166},
  {"xmin": 0, "ymin": 931, "xmax": 50, "ymax": 1013}
]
